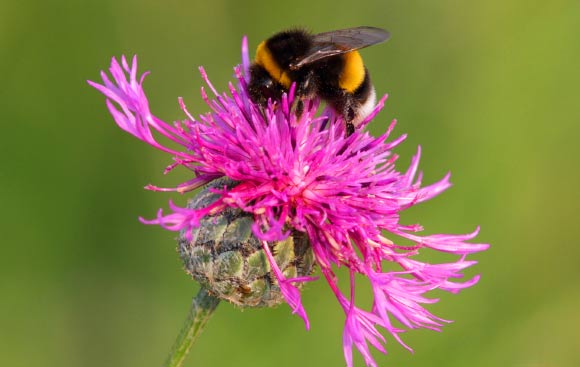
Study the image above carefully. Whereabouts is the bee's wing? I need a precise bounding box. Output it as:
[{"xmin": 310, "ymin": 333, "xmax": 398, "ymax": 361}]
[{"xmin": 290, "ymin": 26, "xmax": 390, "ymax": 70}]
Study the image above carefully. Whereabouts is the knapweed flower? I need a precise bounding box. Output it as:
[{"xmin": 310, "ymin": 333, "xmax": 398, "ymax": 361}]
[{"xmin": 89, "ymin": 37, "xmax": 489, "ymax": 367}]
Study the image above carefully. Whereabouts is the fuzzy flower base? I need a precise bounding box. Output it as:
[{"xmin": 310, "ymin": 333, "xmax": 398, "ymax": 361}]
[{"xmin": 89, "ymin": 38, "xmax": 489, "ymax": 367}]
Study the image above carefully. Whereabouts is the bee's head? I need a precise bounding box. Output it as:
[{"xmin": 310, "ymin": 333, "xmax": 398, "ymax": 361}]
[{"xmin": 248, "ymin": 64, "xmax": 284, "ymax": 106}]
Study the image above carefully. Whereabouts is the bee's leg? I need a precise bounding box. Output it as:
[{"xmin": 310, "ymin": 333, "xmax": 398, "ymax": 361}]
[
  {"xmin": 291, "ymin": 70, "xmax": 316, "ymax": 121},
  {"xmin": 257, "ymin": 103, "xmax": 268, "ymax": 122},
  {"xmin": 292, "ymin": 97, "xmax": 305, "ymax": 121},
  {"xmin": 346, "ymin": 121, "xmax": 355, "ymax": 136},
  {"xmin": 337, "ymin": 95, "xmax": 357, "ymax": 137}
]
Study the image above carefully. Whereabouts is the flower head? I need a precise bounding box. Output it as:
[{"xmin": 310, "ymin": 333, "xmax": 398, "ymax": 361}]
[{"xmin": 89, "ymin": 37, "xmax": 489, "ymax": 367}]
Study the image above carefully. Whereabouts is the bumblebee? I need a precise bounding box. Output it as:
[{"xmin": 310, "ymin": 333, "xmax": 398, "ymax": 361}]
[{"xmin": 248, "ymin": 26, "xmax": 390, "ymax": 135}]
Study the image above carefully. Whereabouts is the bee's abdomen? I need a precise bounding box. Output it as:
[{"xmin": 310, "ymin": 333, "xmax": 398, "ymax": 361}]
[
  {"xmin": 339, "ymin": 51, "xmax": 366, "ymax": 93},
  {"xmin": 351, "ymin": 69, "xmax": 376, "ymax": 126},
  {"xmin": 353, "ymin": 67, "xmax": 372, "ymax": 101}
]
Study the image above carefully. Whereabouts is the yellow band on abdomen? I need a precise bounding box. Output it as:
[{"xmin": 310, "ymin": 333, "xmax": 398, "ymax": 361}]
[
  {"xmin": 255, "ymin": 41, "xmax": 292, "ymax": 89},
  {"xmin": 339, "ymin": 51, "xmax": 365, "ymax": 93}
]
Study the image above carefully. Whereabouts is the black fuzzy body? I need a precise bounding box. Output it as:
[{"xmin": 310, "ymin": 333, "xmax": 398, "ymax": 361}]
[{"xmin": 248, "ymin": 29, "xmax": 373, "ymax": 135}]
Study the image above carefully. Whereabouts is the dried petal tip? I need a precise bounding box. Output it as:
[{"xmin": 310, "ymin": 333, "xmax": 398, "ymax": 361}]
[{"xmin": 179, "ymin": 179, "xmax": 316, "ymax": 308}]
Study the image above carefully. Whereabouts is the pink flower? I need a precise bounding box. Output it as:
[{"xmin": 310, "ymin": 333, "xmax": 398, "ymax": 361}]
[{"xmin": 89, "ymin": 37, "xmax": 489, "ymax": 367}]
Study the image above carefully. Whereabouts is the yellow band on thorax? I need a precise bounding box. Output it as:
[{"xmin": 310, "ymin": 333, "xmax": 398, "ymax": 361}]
[
  {"xmin": 339, "ymin": 51, "xmax": 365, "ymax": 93},
  {"xmin": 255, "ymin": 41, "xmax": 292, "ymax": 89}
]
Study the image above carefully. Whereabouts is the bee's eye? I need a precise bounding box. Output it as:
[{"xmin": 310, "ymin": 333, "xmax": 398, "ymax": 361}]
[{"xmin": 261, "ymin": 82, "xmax": 273, "ymax": 94}]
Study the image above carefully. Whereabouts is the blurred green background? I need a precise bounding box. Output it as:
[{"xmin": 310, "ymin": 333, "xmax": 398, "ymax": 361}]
[{"xmin": 2, "ymin": 0, "xmax": 579, "ymax": 366}]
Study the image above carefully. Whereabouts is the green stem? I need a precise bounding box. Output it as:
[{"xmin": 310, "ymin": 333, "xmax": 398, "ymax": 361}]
[{"xmin": 163, "ymin": 287, "xmax": 220, "ymax": 367}]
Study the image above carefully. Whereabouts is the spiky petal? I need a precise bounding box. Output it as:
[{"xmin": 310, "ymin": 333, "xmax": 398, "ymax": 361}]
[{"xmin": 89, "ymin": 37, "xmax": 489, "ymax": 367}]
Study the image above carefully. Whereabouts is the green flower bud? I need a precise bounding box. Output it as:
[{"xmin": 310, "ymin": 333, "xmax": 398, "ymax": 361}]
[{"xmin": 179, "ymin": 179, "xmax": 315, "ymax": 308}]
